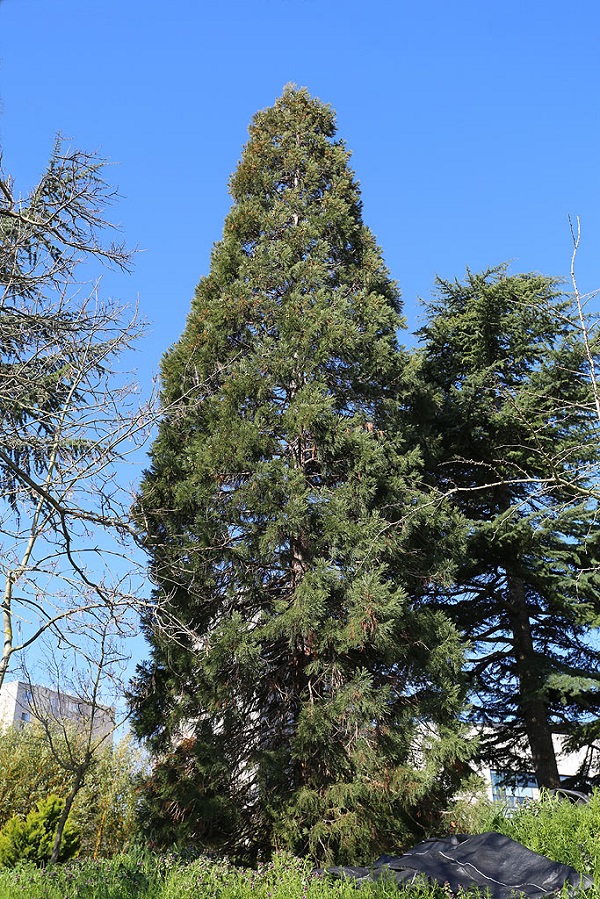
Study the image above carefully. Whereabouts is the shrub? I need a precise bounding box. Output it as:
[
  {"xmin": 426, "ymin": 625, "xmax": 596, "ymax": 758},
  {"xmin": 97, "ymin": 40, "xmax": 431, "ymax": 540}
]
[
  {"xmin": 0, "ymin": 727, "xmax": 142, "ymax": 858},
  {"xmin": 0, "ymin": 795, "xmax": 79, "ymax": 867}
]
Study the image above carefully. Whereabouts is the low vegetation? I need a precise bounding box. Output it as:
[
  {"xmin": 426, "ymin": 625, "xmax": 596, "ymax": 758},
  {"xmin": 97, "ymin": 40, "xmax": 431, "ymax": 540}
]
[
  {"xmin": 0, "ymin": 792, "xmax": 598, "ymax": 898},
  {"xmin": 0, "ymin": 851, "xmax": 484, "ymax": 899},
  {"xmin": 494, "ymin": 790, "xmax": 600, "ymax": 882},
  {"xmin": 0, "ymin": 727, "xmax": 142, "ymax": 858},
  {"xmin": 0, "ymin": 795, "xmax": 79, "ymax": 867}
]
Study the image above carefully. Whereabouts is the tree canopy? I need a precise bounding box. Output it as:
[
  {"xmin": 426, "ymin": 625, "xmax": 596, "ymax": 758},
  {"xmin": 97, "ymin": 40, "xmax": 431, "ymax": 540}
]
[
  {"xmin": 131, "ymin": 86, "xmax": 469, "ymax": 863},
  {"xmin": 416, "ymin": 266, "xmax": 600, "ymax": 788}
]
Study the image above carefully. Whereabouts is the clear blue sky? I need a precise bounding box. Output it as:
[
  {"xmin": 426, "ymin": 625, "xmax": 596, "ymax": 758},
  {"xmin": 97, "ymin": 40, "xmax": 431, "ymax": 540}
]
[
  {"xmin": 2, "ymin": 0, "xmax": 600, "ymax": 369},
  {"xmin": 2, "ymin": 0, "xmax": 600, "ymax": 678}
]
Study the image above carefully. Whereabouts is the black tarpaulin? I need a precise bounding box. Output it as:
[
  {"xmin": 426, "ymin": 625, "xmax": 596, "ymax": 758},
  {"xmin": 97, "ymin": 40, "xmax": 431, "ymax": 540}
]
[{"xmin": 326, "ymin": 832, "xmax": 594, "ymax": 897}]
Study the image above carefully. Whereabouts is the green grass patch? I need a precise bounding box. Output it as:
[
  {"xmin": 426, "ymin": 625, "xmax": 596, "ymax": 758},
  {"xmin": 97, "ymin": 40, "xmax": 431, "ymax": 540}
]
[
  {"xmin": 490, "ymin": 789, "xmax": 600, "ymax": 882},
  {"xmin": 0, "ymin": 851, "xmax": 476, "ymax": 899}
]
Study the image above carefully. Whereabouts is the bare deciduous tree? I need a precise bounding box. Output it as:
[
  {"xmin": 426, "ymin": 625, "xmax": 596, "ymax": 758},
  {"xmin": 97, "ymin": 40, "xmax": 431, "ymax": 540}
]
[
  {"xmin": 21, "ymin": 611, "xmax": 130, "ymax": 863},
  {"xmin": 0, "ymin": 138, "xmax": 156, "ymax": 689}
]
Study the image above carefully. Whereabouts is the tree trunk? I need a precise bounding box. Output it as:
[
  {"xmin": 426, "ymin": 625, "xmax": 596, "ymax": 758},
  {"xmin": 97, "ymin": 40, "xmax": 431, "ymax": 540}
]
[
  {"xmin": 50, "ymin": 766, "xmax": 85, "ymax": 864},
  {"xmin": 290, "ymin": 528, "xmax": 311, "ymax": 784},
  {"xmin": 0, "ymin": 573, "xmax": 14, "ymax": 692},
  {"xmin": 506, "ymin": 573, "xmax": 560, "ymax": 789}
]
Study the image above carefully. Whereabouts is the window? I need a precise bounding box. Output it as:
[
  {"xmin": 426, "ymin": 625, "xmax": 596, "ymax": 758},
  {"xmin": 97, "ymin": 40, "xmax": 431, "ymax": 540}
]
[{"xmin": 490, "ymin": 770, "xmax": 538, "ymax": 807}]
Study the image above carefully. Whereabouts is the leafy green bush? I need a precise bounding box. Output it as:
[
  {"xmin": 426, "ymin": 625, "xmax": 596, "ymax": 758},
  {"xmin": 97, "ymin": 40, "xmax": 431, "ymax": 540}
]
[
  {"xmin": 438, "ymin": 774, "xmax": 495, "ymax": 836},
  {"xmin": 0, "ymin": 794, "xmax": 79, "ymax": 867},
  {"xmin": 0, "ymin": 726, "xmax": 71, "ymax": 822}
]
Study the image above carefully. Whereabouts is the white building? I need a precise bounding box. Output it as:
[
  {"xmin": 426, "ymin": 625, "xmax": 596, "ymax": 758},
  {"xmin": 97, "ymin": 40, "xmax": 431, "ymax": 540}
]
[
  {"xmin": 0, "ymin": 680, "xmax": 115, "ymax": 741},
  {"xmin": 478, "ymin": 735, "xmax": 591, "ymax": 806}
]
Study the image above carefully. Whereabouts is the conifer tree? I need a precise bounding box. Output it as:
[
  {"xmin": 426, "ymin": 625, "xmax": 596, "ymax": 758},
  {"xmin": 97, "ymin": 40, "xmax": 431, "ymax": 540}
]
[
  {"xmin": 417, "ymin": 266, "xmax": 600, "ymax": 789},
  {"xmin": 132, "ymin": 87, "xmax": 467, "ymax": 862}
]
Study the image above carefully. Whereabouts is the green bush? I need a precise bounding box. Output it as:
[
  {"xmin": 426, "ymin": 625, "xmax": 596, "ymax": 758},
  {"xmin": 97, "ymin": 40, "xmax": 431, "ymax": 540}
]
[
  {"xmin": 0, "ymin": 726, "xmax": 71, "ymax": 823},
  {"xmin": 0, "ymin": 794, "xmax": 79, "ymax": 867},
  {"xmin": 2, "ymin": 797, "xmax": 600, "ymax": 899}
]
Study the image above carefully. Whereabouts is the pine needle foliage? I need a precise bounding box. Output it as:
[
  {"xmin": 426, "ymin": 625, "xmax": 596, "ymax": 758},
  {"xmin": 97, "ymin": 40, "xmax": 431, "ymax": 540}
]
[
  {"xmin": 132, "ymin": 87, "xmax": 468, "ymax": 863},
  {"xmin": 416, "ymin": 266, "xmax": 600, "ymax": 788},
  {"xmin": 0, "ymin": 795, "xmax": 79, "ymax": 867}
]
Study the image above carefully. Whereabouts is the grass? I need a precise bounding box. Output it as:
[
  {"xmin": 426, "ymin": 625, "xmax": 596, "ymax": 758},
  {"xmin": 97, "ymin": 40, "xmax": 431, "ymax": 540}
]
[
  {"xmin": 0, "ymin": 852, "xmax": 463, "ymax": 899},
  {"xmin": 1, "ymin": 793, "xmax": 600, "ymax": 897},
  {"xmin": 492, "ymin": 789, "xmax": 600, "ymax": 881}
]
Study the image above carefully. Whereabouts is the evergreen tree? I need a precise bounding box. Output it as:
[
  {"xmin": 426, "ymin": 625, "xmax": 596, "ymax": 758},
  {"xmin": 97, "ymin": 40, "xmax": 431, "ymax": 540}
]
[
  {"xmin": 132, "ymin": 87, "xmax": 467, "ymax": 863},
  {"xmin": 416, "ymin": 266, "xmax": 600, "ymax": 789}
]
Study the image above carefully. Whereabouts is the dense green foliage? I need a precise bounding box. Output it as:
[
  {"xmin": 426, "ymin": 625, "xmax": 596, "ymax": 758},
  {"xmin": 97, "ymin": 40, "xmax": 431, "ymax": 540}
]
[
  {"xmin": 0, "ymin": 794, "xmax": 79, "ymax": 867},
  {"xmin": 416, "ymin": 267, "xmax": 600, "ymax": 787},
  {"xmin": 0, "ymin": 725, "xmax": 72, "ymax": 815},
  {"xmin": 73, "ymin": 735, "xmax": 144, "ymax": 857},
  {"xmin": 0, "ymin": 727, "xmax": 142, "ymax": 857},
  {"xmin": 132, "ymin": 86, "xmax": 469, "ymax": 863}
]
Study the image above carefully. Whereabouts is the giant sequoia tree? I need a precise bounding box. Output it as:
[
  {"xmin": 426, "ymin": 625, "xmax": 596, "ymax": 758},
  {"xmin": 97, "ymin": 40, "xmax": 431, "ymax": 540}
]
[
  {"xmin": 132, "ymin": 87, "xmax": 467, "ymax": 862},
  {"xmin": 417, "ymin": 267, "xmax": 600, "ymax": 789}
]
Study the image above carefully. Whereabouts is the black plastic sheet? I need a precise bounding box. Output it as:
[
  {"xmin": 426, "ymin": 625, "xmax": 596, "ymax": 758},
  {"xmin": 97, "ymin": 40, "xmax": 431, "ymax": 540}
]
[{"xmin": 326, "ymin": 832, "xmax": 594, "ymax": 897}]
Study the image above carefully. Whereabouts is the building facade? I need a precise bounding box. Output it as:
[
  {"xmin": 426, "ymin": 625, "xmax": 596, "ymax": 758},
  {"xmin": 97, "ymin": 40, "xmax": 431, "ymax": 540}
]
[
  {"xmin": 478, "ymin": 736, "xmax": 591, "ymax": 806},
  {"xmin": 0, "ymin": 680, "xmax": 114, "ymax": 740}
]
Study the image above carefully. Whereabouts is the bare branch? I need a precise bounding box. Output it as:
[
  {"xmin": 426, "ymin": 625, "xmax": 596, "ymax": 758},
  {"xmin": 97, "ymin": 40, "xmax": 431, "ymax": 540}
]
[
  {"xmin": 19, "ymin": 611, "xmax": 129, "ymax": 863},
  {"xmin": 0, "ymin": 140, "xmax": 158, "ymax": 691},
  {"xmin": 569, "ymin": 214, "xmax": 600, "ymax": 421}
]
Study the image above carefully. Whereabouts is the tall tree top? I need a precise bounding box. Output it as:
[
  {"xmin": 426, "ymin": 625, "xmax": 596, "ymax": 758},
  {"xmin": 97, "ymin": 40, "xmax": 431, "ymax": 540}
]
[
  {"xmin": 161, "ymin": 85, "xmax": 403, "ymax": 414},
  {"xmin": 231, "ymin": 84, "xmax": 340, "ymax": 200}
]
